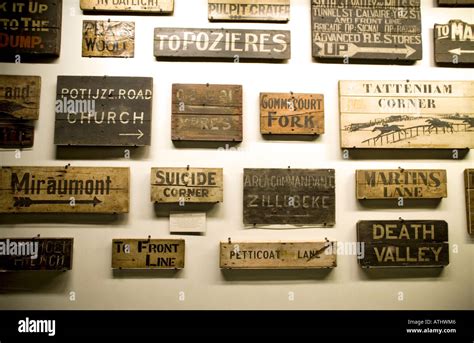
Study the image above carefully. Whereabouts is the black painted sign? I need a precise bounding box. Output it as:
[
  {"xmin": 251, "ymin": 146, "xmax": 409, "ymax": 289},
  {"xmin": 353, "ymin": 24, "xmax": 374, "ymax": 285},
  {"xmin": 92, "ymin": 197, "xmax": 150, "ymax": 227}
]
[{"xmin": 434, "ymin": 20, "xmax": 473, "ymax": 65}]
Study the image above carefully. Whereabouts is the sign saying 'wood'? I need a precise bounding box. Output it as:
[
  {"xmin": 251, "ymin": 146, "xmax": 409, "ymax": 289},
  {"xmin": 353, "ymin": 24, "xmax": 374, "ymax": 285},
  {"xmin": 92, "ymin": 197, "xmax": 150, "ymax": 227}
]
[
  {"xmin": 80, "ymin": 0, "xmax": 174, "ymax": 13},
  {"xmin": 0, "ymin": 166, "xmax": 130, "ymax": 213},
  {"xmin": 465, "ymin": 169, "xmax": 474, "ymax": 234},
  {"xmin": 82, "ymin": 21, "xmax": 135, "ymax": 58},
  {"xmin": 434, "ymin": 20, "xmax": 473, "ymax": 65},
  {"xmin": 208, "ymin": 0, "xmax": 290, "ymax": 22}
]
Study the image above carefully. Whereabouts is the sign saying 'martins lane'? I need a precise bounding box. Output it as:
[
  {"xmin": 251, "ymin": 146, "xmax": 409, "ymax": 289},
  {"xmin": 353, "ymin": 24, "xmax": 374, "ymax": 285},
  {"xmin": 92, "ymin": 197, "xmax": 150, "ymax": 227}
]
[
  {"xmin": 434, "ymin": 20, "xmax": 473, "ymax": 65},
  {"xmin": 82, "ymin": 21, "xmax": 135, "ymax": 58},
  {"xmin": 0, "ymin": 166, "xmax": 130, "ymax": 213},
  {"xmin": 208, "ymin": 0, "xmax": 290, "ymax": 22},
  {"xmin": 80, "ymin": 0, "xmax": 174, "ymax": 13}
]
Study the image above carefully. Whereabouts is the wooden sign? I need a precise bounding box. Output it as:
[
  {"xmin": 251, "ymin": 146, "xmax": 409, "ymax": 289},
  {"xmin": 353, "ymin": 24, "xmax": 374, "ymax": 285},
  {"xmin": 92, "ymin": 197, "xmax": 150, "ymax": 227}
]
[
  {"xmin": 0, "ymin": 75, "xmax": 41, "ymax": 120},
  {"xmin": 80, "ymin": 0, "xmax": 174, "ymax": 13},
  {"xmin": 208, "ymin": 0, "xmax": 290, "ymax": 22},
  {"xmin": 112, "ymin": 239, "xmax": 184, "ymax": 269},
  {"xmin": 243, "ymin": 168, "xmax": 335, "ymax": 225},
  {"xmin": 434, "ymin": 20, "xmax": 474, "ymax": 65},
  {"xmin": 339, "ymin": 80, "xmax": 474, "ymax": 149},
  {"xmin": 0, "ymin": 122, "xmax": 34, "ymax": 148},
  {"xmin": 260, "ymin": 93, "xmax": 324, "ymax": 135},
  {"xmin": 154, "ymin": 28, "xmax": 291, "ymax": 61},
  {"xmin": 220, "ymin": 241, "xmax": 337, "ymax": 269},
  {"xmin": 465, "ymin": 169, "xmax": 474, "ymax": 234},
  {"xmin": 0, "ymin": 166, "xmax": 130, "ymax": 214},
  {"xmin": 54, "ymin": 76, "xmax": 152, "ymax": 146},
  {"xmin": 311, "ymin": 0, "xmax": 422, "ymax": 62},
  {"xmin": 151, "ymin": 167, "xmax": 223, "ymax": 204},
  {"xmin": 0, "ymin": 0, "xmax": 62, "ymax": 59},
  {"xmin": 0, "ymin": 238, "xmax": 73, "ymax": 271},
  {"xmin": 82, "ymin": 21, "xmax": 135, "ymax": 58},
  {"xmin": 356, "ymin": 169, "xmax": 447, "ymax": 200},
  {"xmin": 438, "ymin": 0, "xmax": 474, "ymax": 5},
  {"xmin": 172, "ymin": 84, "xmax": 242, "ymax": 142},
  {"xmin": 357, "ymin": 220, "xmax": 449, "ymax": 268}
]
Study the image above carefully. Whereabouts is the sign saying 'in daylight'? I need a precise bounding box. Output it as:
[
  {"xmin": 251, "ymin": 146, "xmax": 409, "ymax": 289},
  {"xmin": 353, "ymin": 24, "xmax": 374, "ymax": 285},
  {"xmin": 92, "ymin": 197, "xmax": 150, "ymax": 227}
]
[{"xmin": 80, "ymin": 0, "xmax": 174, "ymax": 13}]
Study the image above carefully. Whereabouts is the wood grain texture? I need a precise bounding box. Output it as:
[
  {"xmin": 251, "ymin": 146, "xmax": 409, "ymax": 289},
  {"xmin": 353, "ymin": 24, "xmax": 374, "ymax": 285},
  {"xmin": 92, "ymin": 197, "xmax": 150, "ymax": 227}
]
[
  {"xmin": 260, "ymin": 93, "xmax": 324, "ymax": 135},
  {"xmin": 339, "ymin": 80, "xmax": 474, "ymax": 149},
  {"xmin": 82, "ymin": 21, "xmax": 135, "ymax": 58},
  {"xmin": 465, "ymin": 169, "xmax": 474, "ymax": 234},
  {"xmin": 0, "ymin": 166, "xmax": 129, "ymax": 214},
  {"xmin": 434, "ymin": 20, "xmax": 474, "ymax": 65},
  {"xmin": 208, "ymin": 0, "xmax": 290, "ymax": 22},
  {"xmin": 0, "ymin": 122, "xmax": 34, "ymax": 148},
  {"xmin": 80, "ymin": 0, "xmax": 174, "ymax": 13},
  {"xmin": 220, "ymin": 241, "xmax": 337, "ymax": 269},
  {"xmin": 438, "ymin": 0, "xmax": 474, "ymax": 5},
  {"xmin": 112, "ymin": 239, "xmax": 184, "ymax": 269},
  {"xmin": 0, "ymin": 75, "xmax": 41, "ymax": 120}
]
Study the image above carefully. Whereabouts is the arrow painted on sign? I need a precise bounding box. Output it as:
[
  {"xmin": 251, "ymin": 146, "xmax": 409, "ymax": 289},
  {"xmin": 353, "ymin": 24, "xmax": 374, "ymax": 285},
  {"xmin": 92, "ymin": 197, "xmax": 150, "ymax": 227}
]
[
  {"xmin": 449, "ymin": 48, "xmax": 474, "ymax": 55},
  {"xmin": 119, "ymin": 129, "xmax": 143, "ymax": 140},
  {"xmin": 13, "ymin": 197, "xmax": 102, "ymax": 208},
  {"xmin": 316, "ymin": 43, "xmax": 417, "ymax": 58}
]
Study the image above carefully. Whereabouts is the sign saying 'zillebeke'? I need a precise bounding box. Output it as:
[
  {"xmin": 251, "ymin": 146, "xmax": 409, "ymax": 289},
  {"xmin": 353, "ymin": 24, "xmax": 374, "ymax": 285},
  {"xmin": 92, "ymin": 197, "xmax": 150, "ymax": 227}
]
[
  {"xmin": 54, "ymin": 76, "xmax": 152, "ymax": 146},
  {"xmin": 0, "ymin": 166, "xmax": 130, "ymax": 213}
]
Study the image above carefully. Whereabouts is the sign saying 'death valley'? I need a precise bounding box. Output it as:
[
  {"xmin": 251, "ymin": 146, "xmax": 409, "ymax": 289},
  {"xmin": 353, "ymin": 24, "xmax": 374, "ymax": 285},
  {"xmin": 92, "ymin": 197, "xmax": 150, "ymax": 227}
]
[
  {"xmin": 82, "ymin": 20, "xmax": 135, "ymax": 58},
  {"xmin": 434, "ymin": 20, "xmax": 474, "ymax": 66},
  {"xmin": 243, "ymin": 168, "xmax": 335, "ymax": 226},
  {"xmin": 0, "ymin": 166, "xmax": 130, "ymax": 213},
  {"xmin": 54, "ymin": 76, "xmax": 152, "ymax": 146},
  {"xmin": 339, "ymin": 80, "xmax": 474, "ymax": 149},
  {"xmin": 80, "ymin": 0, "xmax": 174, "ymax": 13},
  {"xmin": 208, "ymin": 0, "xmax": 290, "ymax": 22},
  {"xmin": 357, "ymin": 220, "xmax": 449, "ymax": 268}
]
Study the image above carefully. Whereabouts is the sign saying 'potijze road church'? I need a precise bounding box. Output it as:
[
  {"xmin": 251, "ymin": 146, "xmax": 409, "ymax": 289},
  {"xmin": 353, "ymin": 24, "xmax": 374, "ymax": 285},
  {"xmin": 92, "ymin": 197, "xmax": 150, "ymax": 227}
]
[
  {"xmin": 243, "ymin": 169, "xmax": 335, "ymax": 225},
  {"xmin": 0, "ymin": 166, "xmax": 130, "ymax": 213},
  {"xmin": 434, "ymin": 20, "xmax": 474, "ymax": 65},
  {"xmin": 208, "ymin": 0, "xmax": 290, "ymax": 22},
  {"xmin": 54, "ymin": 76, "xmax": 152, "ymax": 146},
  {"xmin": 80, "ymin": 0, "xmax": 174, "ymax": 13},
  {"xmin": 357, "ymin": 220, "xmax": 449, "ymax": 268},
  {"xmin": 82, "ymin": 21, "xmax": 135, "ymax": 58},
  {"xmin": 312, "ymin": 0, "xmax": 422, "ymax": 62}
]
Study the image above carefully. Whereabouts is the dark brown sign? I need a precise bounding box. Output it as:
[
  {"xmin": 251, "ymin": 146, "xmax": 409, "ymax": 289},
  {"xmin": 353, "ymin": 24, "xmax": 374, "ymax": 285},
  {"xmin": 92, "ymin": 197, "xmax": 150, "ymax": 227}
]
[
  {"xmin": 465, "ymin": 169, "xmax": 474, "ymax": 234},
  {"xmin": 357, "ymin": 220, "xmax": 449, "ymax": 268},
  {"xmin": 208, "ymin": 0, "xmax": 290, "ymax": 22},
  {"xmin": 54, "ymin": 76, "xmax": 152, "ymax": 146},
  {"xmin": 438, "ymin": 0, "xmax": 474, "ymax": 5},
  {"xmin": 311, "ymin": 0, "xmax": 422, "ymax": 62},
  {"xmin": 82, "ymin": 21, "xmax": 135, "ymax": 58},
  {"xmin": 0, "ymin": 75, "xmax": 41, "ymax": 120},
  {"xmin": 0, "ymin": 122, "xmax": 34, "ymax": 148},
  {"xmin": 0, "ymin": 0, "xmax": 62, "ymax": 59},
  {"xmin": 0, "ymin": 238, "xmax": 73, "ymax": 271},
  {"xmin": 243, "ymin": 168, "xmax": 335, "ymax": 226},
  {"xmin": 434, "ymin": 20, "xmax": 473, "ymax": 65},
  {"xmin": 172, "ymin": 84, "xmax": 242, "ymax": 142},
  {"xmin": 80, "ymin": 0, "xmax": 174, "ymax": 13},
  {"xmin": 154, "ymin": 28, "xmax": 291, "ymax": 61}
]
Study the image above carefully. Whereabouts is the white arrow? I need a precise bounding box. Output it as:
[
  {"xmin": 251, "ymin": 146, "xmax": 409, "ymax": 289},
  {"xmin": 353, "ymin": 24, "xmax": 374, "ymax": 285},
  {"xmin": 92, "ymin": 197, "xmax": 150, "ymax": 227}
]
[
  {"xmin": 449, "ymin": 48, "xmax": 474, "ymax": 55},
  {"xmin": 119, "ymin": 129, "xmax": 143, "ymax": 140},
  {"xmin": 316, "ymin": 43, "xmax": 417, "ymax": 58}
]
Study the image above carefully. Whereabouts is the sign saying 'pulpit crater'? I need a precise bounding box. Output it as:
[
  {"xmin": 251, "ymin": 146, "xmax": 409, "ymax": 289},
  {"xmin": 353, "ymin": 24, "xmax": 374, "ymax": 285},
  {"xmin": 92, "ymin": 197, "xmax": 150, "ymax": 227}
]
[{"xmin": 208, "ymin": 0, "xmax": 290, "ymax": 22}]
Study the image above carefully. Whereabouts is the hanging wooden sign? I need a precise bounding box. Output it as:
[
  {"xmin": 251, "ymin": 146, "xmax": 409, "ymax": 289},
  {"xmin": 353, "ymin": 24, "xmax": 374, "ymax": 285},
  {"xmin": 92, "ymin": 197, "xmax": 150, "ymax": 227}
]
[
  {"xmin": 465, "ymin": 169, "xmax": 474, "ymax": 234},
  {"xmin": 434, "ymin": 20, "xmax": 474, "ymax": 65},
  {"xmin": 0, "ymin": 0, "xmax": 62, "ymax": 59},
  {"xmin": 339, "ymin": 80, "xmax": 474, "ymax": 149},
  {"xmin": 260, "ymin": 93, "xmax": 324, "ymax": 135},
  {"xmin": 151, "ymin": 167, "xmax": 223, "ymax": 204},
  {"xmin": 54, "ymin": 76, "xmax": 152, "ymax": 146},
  {"xmin": 80, "ymin": 0, "xmax": 174, "ymax": 13},
  {"xmin": 82, "ymin": 21, "xmax": 135, "ymax": 58},
  {"xmin": 172, "ymin": 84, "xmax": 242, "ymax": 142},
  {"xmin": 0, "ymin": 238, "xmax": 73, "ymax": 271},
  {"xmin": 438, "ymin": 0, "xmax": 474, "ymax": 5},
  {"xmin": 0, "ymin": 166, "xmax": 130, "ymax": 213},
  {"xmin": 112, "ymin": 239, "xmax": 185, "ymax": 269},
  {"xmin": 220, "ymin": 241, "xmax": 337, "ymax": 269},
  {"xmin": 311, "ymin": 0, "xmax": 422, "ymax": 62},
  {"xmin": 208, "ymin": 0, "xmax": 290, "ymax": 22},
  {"xmin": 356, "ymin": 169, "xmax": 447, "ymax": 200},
  {"xmin": 243, "ymin": 168, "xmax": 335, "ymax": 225},
  {"xmin": 0, "ymin": 122, "xmax": 34, "ymax": 148},
  {"xmin": 0, "ymin": 75, "xmax": 41, "ymax": 120},
  {"xmin": 357, "ymin": 220, "xmax": 449, "ymax": 268},
  {"xmin": 154, "ymin": 28, "xmax": 291, "ymax": 61}
]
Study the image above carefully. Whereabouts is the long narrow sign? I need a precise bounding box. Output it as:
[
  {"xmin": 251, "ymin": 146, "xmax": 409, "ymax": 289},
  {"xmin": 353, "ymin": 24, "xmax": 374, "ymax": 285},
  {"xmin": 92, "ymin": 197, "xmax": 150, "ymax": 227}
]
[
  {"xmin": 438, "ymin": 0, "xmax": 474, "ymax": 5},
  {"xmin": 80, "ymin": 0, "xmax": 174, "ymax": 13},
  {"xmin": 465, "ymin": 169, "xmax": 474, "ymax": 234},
  {"xmin": 208, "ymin": 0, "xmax": 290, "ymax": 22}
]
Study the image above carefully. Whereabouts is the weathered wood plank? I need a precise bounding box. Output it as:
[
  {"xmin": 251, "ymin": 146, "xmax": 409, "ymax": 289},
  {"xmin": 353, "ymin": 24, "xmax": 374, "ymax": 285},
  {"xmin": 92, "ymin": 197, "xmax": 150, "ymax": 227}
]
[
  {"xmin": 438, "ymin": 0, "xmax": 474, "ymax": 6},
  {"xmin": 260, "ymin": 93, "xmax": 324, "ymax": 135},
  {"xmin": 154, "ymin": 28, "xmax": 291, "ymax": 61},
  {"xmin": 357, "ymin": 220, "xmax": 449, "ymax": 268},
  {"xmin": 112, "ymin": 239, "xmax": 184, "ymax": 269},
  {"xmin": 151, "ymin": 167, "xmax": 223, "ymax": 204},
  {"xmin": 0, "ymin": 122, "xmax": 34, "ymax": 148},
  {"xmin": 339, "ymin": 80, "xmax": 474, "ymax": 149},
  {"xmin": 82, "ymin": 21, "xmax": 135, "ymax": 58},
  {"xmin": 0, "ymin": 75, "xmax": 41, "ymax": 120},
  {"xmin": 0, "ymin": 238, "xmax": 73, "ymax": 271},
  {"xmin": 80, "ymin": 0, "xmax": 174, "ymax": 13},
  {"xmin": 208, "ymin": 0, "xmax": 290, "ymax": 22},
  {"xmin": 243, "ymin": 168, "xmax": 335, "ymax": 225},
  {"xmin": 356, "ymin": 169, "xmax": 447, "ymax": 200},
  {"xmin": 465, "ymin": 169, "xmax": 474, "ymax": 234},
  {"xmin": 54, "ymin": 76, "xmax": 152, "ymax": 146},
  {"xmin": 220, "ymin": 241, "xmax": 337, "ymax": 269},
  {"xmin": 434, "ymin": 20, "xmax": 474, "ymax": 65},
  {"xmin": 0, "ymin": 166, "xmax": 130, "ymax": 214}
]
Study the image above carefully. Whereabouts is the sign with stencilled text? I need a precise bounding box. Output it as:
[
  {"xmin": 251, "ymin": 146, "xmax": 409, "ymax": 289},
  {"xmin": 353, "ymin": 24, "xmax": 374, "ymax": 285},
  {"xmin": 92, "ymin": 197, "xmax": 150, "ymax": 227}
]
[
  {"xmin": 465, "ymin": 169, "xmax": 474, "ymax": 234},
  {"xmin": 0, "ymin": 75, "xmax": 41, "ymax": 120},
  {"xmin": 356, "ymin": 169, "xmax": 447, "ymax": 200},
  {"xmin": 260, "ymin": 93, "xmax": 324, "ymax": 135},
  {"xmin": 172, "ymin": 84, "xmax": 242, "ymax": 142},
  {"xmin": 0, "ymin": 0, "xmax": 62, "ymax": 58},
  {"xmin": 151, "ymin": 168, "xmax": 223, "ymax": 204},
  {"xmin": 208, "ymin": 0, "xmax": 290, "ymax": 22},
  {"xmin": 243, "ymin": 168, "xmax": 335, "ymax": 225},
  {"xmin": 0, "ymin": 123, "xmax": 34, "ymax": 148},
  {"xmin": 357, "ymin": 220, "xmax": 449, "ymax": 268},
  {"xmin": 112, "ymin": 239, "xmax": 184, "ymax": 269},
  {"xmin": 154, "ymin": 28, "xmax": 291, "ymax": 61},
  {"xmin": 54, "ymin": 76, "xmax": 152, "ymax": 146},
  {"xmin": 438, "ymin": 0, "xmax": 474, "ymax": 5},
  {"xmin": 80, "ymin": 0, "xmax": 174, "ymax": 13},
  {"xmin": 82, "ymin": 21, "xmax": 135, "ymax": 58},
  {"xmin": 0, "ymin": 166, "xmax": 130, "ymax": 213},
  {"xmin": 311, "ymin": 0, "xmax": 422, "ymax": 62},
  {"xmin": 220, "ymin": 241, "xmax": 337, "ymax": 269},
  {"xmin": 434, "ymin": 20, "xmax": 474, "ymax": 65},
  {"xmin": 339, "ymin": 80, "xmax": 474, "ymax": 149},
  {"xmin": 0, "ymin": 238, "xmax": 73, "ymax": 271}
]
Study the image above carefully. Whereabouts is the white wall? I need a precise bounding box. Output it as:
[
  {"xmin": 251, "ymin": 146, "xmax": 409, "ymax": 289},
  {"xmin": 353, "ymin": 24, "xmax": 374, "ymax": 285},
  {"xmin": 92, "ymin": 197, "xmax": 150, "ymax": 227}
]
[{"xmin": 0, "ymin": 0, "xmax": 473, "ymax": 310}]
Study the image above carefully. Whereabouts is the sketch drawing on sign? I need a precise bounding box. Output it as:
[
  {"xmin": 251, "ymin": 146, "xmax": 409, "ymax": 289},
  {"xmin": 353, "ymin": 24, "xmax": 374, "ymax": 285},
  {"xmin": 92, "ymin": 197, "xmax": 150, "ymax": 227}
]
[
  {"xmin": 82, "ymin": 21, "xmax": 135, "ymax": 58},
  {"xmin": 208, "ymin": 0, "xmax": 290, "ymax": 22},
  {"xmin": 465, "ymin": 169, "xmax": 474, "ymax": 234},
  {"xmin": 80, "ymin": 0, "xmax": 174, "ymax": 13},
  {"xmin": 434, "ymin": 20, "xmax": 474, "ymax": 65}
]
